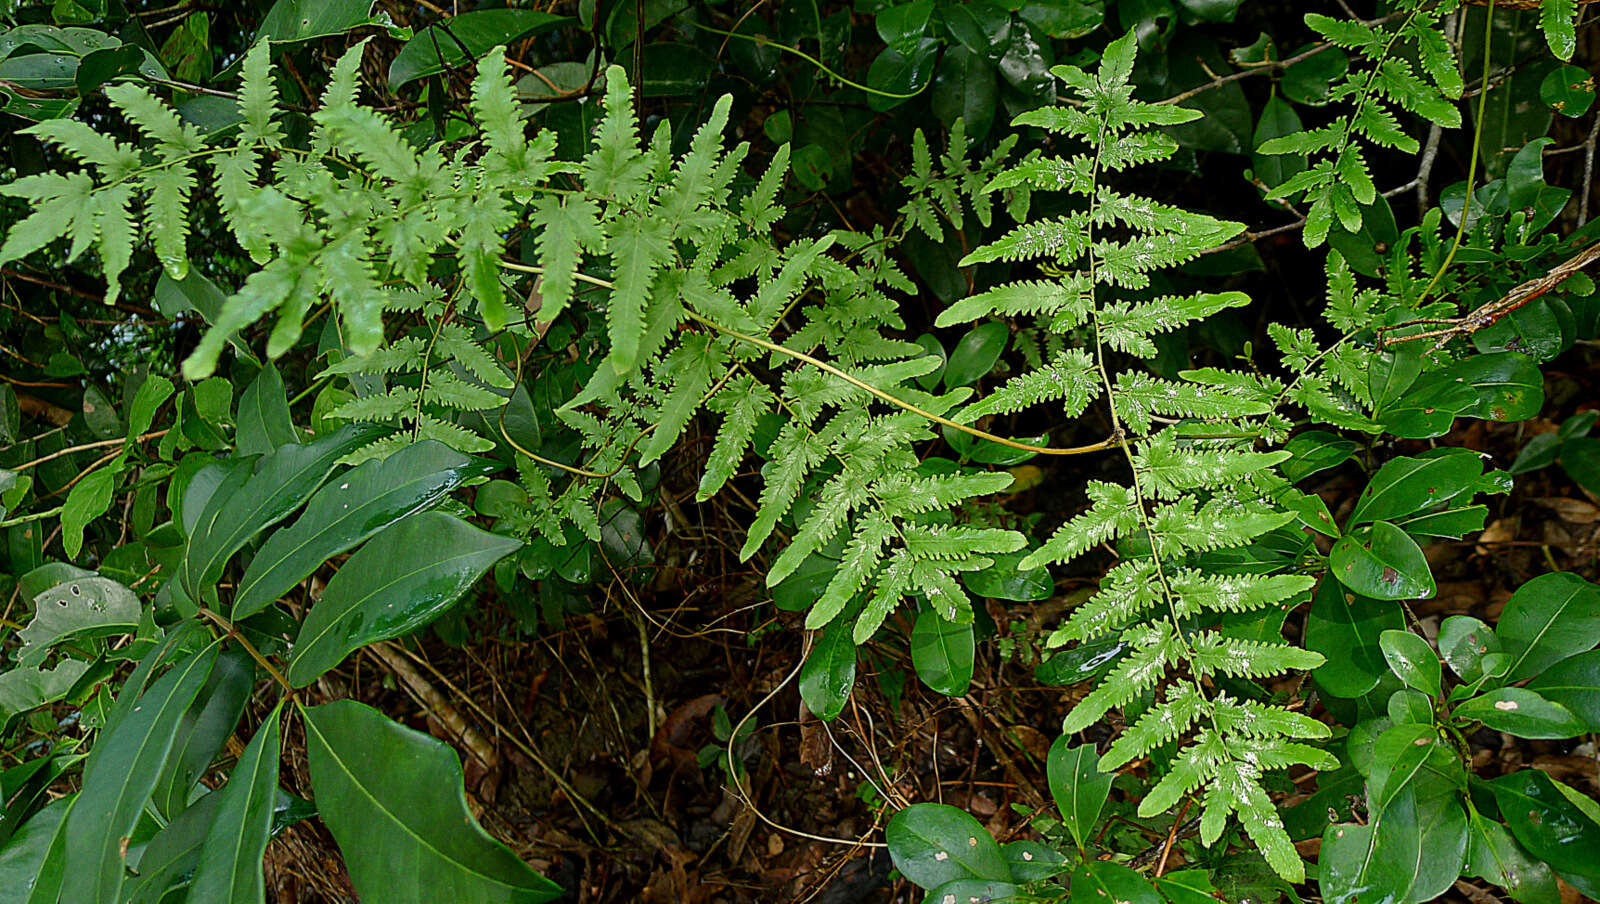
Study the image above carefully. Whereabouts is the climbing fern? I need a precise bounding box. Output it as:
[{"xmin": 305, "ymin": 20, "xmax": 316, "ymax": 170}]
[{"xmin": 943, "ymin": 34, "xmax": 1337, "ymax": 880}]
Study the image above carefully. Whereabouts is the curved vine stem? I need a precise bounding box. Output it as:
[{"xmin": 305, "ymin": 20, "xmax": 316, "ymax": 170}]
[
  {"xmin": 693, "ymin": 22, "xmax": 927, "ymax": 100},
  {"xmin": 1420, "ymin": 0, "xmax": 1496, "ymax": 302},
  {"xmin": 496, "ymin": 260, "xmax": 1122, "ymax": 457}
]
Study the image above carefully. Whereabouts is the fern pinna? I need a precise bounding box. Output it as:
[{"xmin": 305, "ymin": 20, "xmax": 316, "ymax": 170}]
[{"xmin": 942, "ymin": 34, "xmax": 1336, "ymax": 880}]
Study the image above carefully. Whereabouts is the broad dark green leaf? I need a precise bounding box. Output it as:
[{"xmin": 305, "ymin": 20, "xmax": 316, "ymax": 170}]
[
  {"xmin": 1282, "ymin": 430, "xmax": 1357, "ymax": 482},
  {"xmin": 1456, "ymin": 688, "xmax": 1588, "ymax": 739},
  {"xmin": 1527, "ymin": 649, "xmax": 1600, "ymax": 730},
  {"xmin": 1329, "ymin": 521, "xmax": 1435, "ymax": 600},
  {"xmin": 184, "ymin": 423, "xmax": 382, "ymax": 603},
  {"xmin": 1155, "ymin": 869, "xmax": 1219, "ymax": 904},
  {"xmin": 1378, "ymin": 629, "xmax": 1442, "ymax": 697},
  {"xmin": 1392, "ymin": 504, "xmax": 1487, "ymax": 539},
  {"xmin": 1320, "ymin": 788, "xmax": 1423, "ymax": 904},
  {"xmin": 389, "ymin": 10, "xmax": 573, "ymax": 89},
  {"xmin": 944, "ymin": 321, "xmax": 1008, "ymax": 389},
  {"xmin": 942, "ymin": 1, "xmax": 1010, "ymax": 61},
  {"xmin": 0, "ymin": 660, "xmax": 89, "ymax": 727},
  {"xmin": 236, "ymin": 362, "xmax": 297, "ymax": 457},
  {"xmin": 1069, "ymin": 860, "xmax": 1161, "ymax": 904},
  {"xmin": 1369, "ymin": 723, "xmax": 1446, "ymax": 811},
  {"xmin": 909, "ymin": 610, "xmax": 974, "ymax": 696},
  {"xmin": 233, "ymin": 440, "xmax": 475, "ymax": 619},
  {"xmin": 1347, "ymin": 450, "xmax": 1482, "ymax": 526},
  {"xmin": 1563, "ymin": 435, "xmax": 1600, "ymax": 495},
  {"xmin": 302, "ymin": 700, "xmax": 563, "ymax": 903},
  {"xmin": 288, "ymin": 512, "xmax": 521, "ymax": 686},
  {"xmin": 154, "ymin": 648, "xmax": 254, "ymax": 819},
  {"xmin": 1383, "ymin": 374, "xmax": 1479, "ymax": 439},
  {"xmin": 1486, "ymin": 768, "xmax": 1600, "ymax": 880},
  {"xmin": 885, "ymin": 802, "xmax": 1011, "ymax": 888},
  {"xmin": 60, "ymin": 645, "xmax": 219, "ymax": 904},
  {"xmin": 123, "ymin": 791, "xmax": 224, "ymax": 904},
  {"xmin": 866, "ymin": 38, "xmax": 938, "ymax": 113},
  {"xmin": 0, "ymin": 796, "xmax": 70, "ymax": 903},
  {"xmin": 255, "ymin": 0, "xmax": 387, "ymax": 44},
  {"xmin": 1387, "ymin": 688, "xmax": 1434, "ymax": 725},
  {"xmin": 931, "ymin": 45, "xmax": 997, "ymax": 142},
  {"xmin": 1438, "ymin": 352, "xmax": 1546, "ymax": 421},
  {"xmin": 1497, "ymin": 571, "xmax": 1600, "ymax": 682},
  {"xmin": 876, "ymin": 0, "xmax": 934, "ymax": 55},
  {"xmin": 190, "ymin": 705, "xmax": 283, "ymax": 904},
  {"xmin": 1465, "ymin": 811, "xmax": 1560, "ymax": 904},
  {"xmin": 798, "ymin": 620, "xmax": 855, "ymax": 721},
  {"xmin": 1002, "ymin": 839, "xmax": 1067, "ymax": 880},
  {"xmin": 1437, "ymin": 615, "xmax": 1500, "ymax": 683},
  {"xmin": 961, "ymin": 550, "xmax": 1052, "ymax": 601},
  {"xmin": 16, "ymin": 574, "xmax": 139, "ymax": 667},
  {"xmin": 1018, "ymin": 0, "xmax": 1100, "ymax": 38},
  {"xmin": 1047, "ymin": 737, "xmax": 1112, "ymax": 852},
  {"xmin": 1252, "ymin": 95, "xmax": 1304, "ymax": 190}
]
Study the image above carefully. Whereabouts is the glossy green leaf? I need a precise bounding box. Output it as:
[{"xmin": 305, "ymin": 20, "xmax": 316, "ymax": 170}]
[
  {"xmin": 798, "ymin": 620, "xmax": 855, "ymax": 722},
  {"xmin": 61, "ymin": 457, "xmax": 122, "ymax": 559},
  {"xmin": 961, "ymin": 550, "xmax": 1052, "ymax": 601},
  {"xmin": 1465, "ymin": 811, "xmax": 1560, "ymax": 904},
  {"xmin": 876, "ymin": 0, "xmax": 933, "ymax": 55},
  {"xmin": 1456, "ymin": 688, "xmax": 1588, "ymax": 739},
  {"xmin": 1441, "ymin": 352, "xmax": 1546, "ymax": 421},
  {"xmin": 1379, "ymin": 629, "xmax": 1442, "ymax": 697},
  {"xmin": 1527, "ymin": 649, "xmax": 1600, "ymax": 730},
  {"xmin": 1369, "ymin": 723, "xmax": 1445, "ymax": 810},
  {"xmin": 1392, "ymin": 504, "xmax": 1488, "ymax": 539},
  {"xmin": 1319, "ymin": 789, "xmax": 1422, "ymax": 904},
  {"xmin": 1329, "ymin": 521, "xmax": 1435, "ymax": 600},
  {"xmin": 1437, "ymin": 615, "xmax": 1501, "ymax": 683},
  {"xmin": 1486, "ymin": 768, "xmax": 1600, "ymax": 880},
  {"xmin": 60, "ymin": 645, "xmax": 219, "ymax": 904},
  {"xmin": 1387, "ymin": 688, "xmax": 1434, "ymax": 725},
  {"xmin": 288, "ymin": 511, "xmax": 521, "ymax": 686},
  {"xmin": 931, "ymin": 45, "xmax": 997, "ymax": 142},
  {"xmin": 389, "ymin": 10, "xmax": 572, "ymax": 89},
  {"xmin": 1047, "ymin": 736, "xmax": 1112, "ymax": 853},
  {"xmin": 128, "ymin": 373, "xmax": 176, "ymax": 439},
  {"xmin": 255, "ymin": 0, "xmax": 387, "ymax": 44},
  {"xmin": 302, "ymin": 700, "xmax": 563, "ymax": 903},
  {"xmin": 123, "ymin": 791, "xmax": 224, "ymax": 904},
  {"xmin": 866, "ymin": 38, "xmax": 938, "ymax": 113},
  {"xmin": 942, "ymin": 1, "xmax": 1010, "ymax": 60},
  {"xmin": 16, "ymin": 574, "xmax": 139, "ymax": 667},
  {"xmin": 1154, "ymin": 869, "xmax": 1219, "ymax": 904},
  {"xmin": 1497, "ymin": 571, "xmax": 1600, "ymax": 682},
  {"xmin": 1069, "ymin": 860, "xmax": 1161, "ymax": 904},
  {"xmin": 1252, "ymin": 95, "xmax": 1304, "ymax": 190},
  {"xmin": 0, "ymin": 660, "xmax": 89, "ymax": 726},
  {"xmin": 1541, "ymin": 63, "xmax": 1595, "ymax": 117},
  {"xmin": 235, "ymin": 362, "xmax": 297, "ymax": 457},
  {"xmin": 1001, "ymin": 839, "xmax": 1067, "ymax": 880},
  {"xmin": 1563, "ymin": 435, "xmax": 1600, "ymax": 495},
  {"xmin": 154, "ymin": 648, "xmax": 254, "ymax": 819},
  {"xmin": 234, "ymin": 440, "xmax": 476, "ymax": 619},
  {"xmin": 885, "ymin": 802, "xmax": 1011, "ymax": 888},
  {"xmin": 190, "ymin": 705, "xmax": 283, "ymax": 904},
  {"xmin": 183, "ymin": 423, "xmax": 382, "ymax": 603},
  {"xmin": 0, "ymin": 796, "xmax": 70, "ymax": 903},
  {"xmin": 909, "ymin": 610, "xmax": 974, "ymax": 696},
  {"xmin": 1305, "ymin": 579, "xmax": 1404, "ymax": 698},
  {"xmin": 1347, "ymin": 450, "xmax": 1482, "ymax": 526},
  {"xmin": 944, "ymin": 321, "xmax": 1008, "ymax": 389}
]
